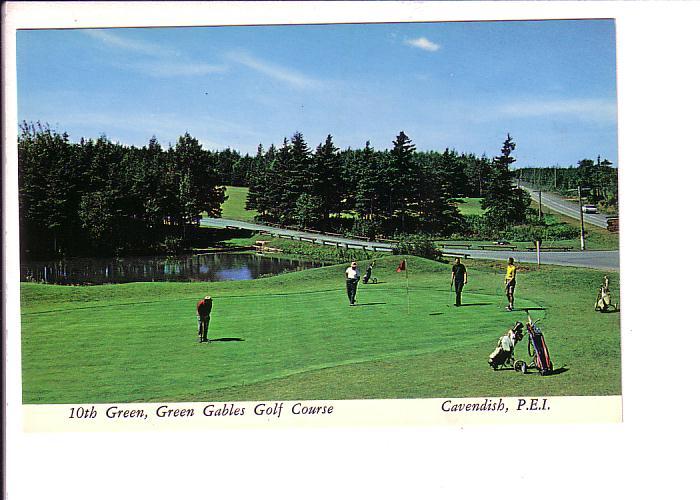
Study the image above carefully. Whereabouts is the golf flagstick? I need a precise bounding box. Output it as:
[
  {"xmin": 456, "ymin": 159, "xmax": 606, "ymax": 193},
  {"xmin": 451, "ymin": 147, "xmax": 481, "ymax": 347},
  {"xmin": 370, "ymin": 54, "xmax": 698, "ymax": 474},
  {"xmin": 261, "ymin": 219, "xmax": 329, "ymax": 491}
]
[
  {"xmin": 405, "ymin": 260, "xmax": 410, "ymax": 314},
  {"xmin": 396, "ymin": 259, "xmax": 409, "ymax": 313}
]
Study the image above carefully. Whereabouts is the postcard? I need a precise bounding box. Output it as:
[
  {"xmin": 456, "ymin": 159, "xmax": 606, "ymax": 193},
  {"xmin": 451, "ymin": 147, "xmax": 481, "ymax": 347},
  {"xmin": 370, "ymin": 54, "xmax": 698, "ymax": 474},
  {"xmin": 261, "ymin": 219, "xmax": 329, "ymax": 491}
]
[{"xmin": 3, "ymin": 1, "xmax": 690, "ymax": 497}]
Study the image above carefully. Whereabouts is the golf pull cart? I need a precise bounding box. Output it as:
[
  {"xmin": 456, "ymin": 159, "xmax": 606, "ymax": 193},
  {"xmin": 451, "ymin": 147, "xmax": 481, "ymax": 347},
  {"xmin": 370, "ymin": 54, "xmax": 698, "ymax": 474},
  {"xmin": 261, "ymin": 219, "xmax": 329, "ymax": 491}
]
[
  {"xmin": 488, "ymin": 321, "xmax": 524, "ymax": 371},
  {"xmin": 594, "ymin": 275, "xmax": 618, "ymax": 312},
  {"xmin": 512, "ymin": 310, "xmax": 553, "ymax": 376},
  {"xmin": 362, "ymin": 261, "xmax": 377, "ymax": 284}
]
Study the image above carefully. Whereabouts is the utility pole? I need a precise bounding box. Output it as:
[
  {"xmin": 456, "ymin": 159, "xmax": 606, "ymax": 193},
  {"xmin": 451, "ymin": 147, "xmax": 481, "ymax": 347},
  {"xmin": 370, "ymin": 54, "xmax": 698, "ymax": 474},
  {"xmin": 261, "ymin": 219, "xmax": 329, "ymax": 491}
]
[
  {"xmin": 538, "ymin": 190, "xmax": 543, "ymax": 220},
  {"xmin": 578, "ymin": 185, "xmax": 586, "ymax": 250}
]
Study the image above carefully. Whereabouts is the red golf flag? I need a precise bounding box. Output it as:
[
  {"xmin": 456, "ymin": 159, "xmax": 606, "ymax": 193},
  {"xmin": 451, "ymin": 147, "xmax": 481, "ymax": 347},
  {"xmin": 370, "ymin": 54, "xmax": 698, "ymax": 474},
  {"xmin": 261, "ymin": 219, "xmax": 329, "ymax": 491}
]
[{"xmin": 396, "ymin": 260, "xmax": 406, "ymax": 272}]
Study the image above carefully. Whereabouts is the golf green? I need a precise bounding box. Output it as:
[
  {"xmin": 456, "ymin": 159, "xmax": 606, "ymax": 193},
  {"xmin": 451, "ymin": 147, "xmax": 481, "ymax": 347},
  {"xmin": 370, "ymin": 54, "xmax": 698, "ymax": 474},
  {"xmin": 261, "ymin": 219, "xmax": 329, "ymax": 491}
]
[{"xmin": 21, "ymin": 256, "xmax": 621, "ymax": 403}]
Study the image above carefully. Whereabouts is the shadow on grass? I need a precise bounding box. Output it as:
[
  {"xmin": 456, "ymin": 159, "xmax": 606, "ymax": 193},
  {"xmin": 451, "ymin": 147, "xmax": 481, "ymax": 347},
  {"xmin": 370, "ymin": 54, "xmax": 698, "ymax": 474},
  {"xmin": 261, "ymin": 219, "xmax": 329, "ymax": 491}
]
[
  {"xmin": 517, "ymin": 307, "xmax": 547, "ymax": 311},
  {"xmin": 599, "ymin": 308, "xmax": 620, "ymax": 314},
  {"xmin": 354, "ymin": 302, "xmax": 386, "ymax": 307},
  {"xmin": 429, "ymin": 312, "xmax": 444, "ymax": 316},
  {"xmin": 549, "ymin": 366, "xmax": 569, "ymax": 376},
  {"xmin": 457, "ymin": 302, "xmax": 492, "ymax": 307},
  {"xmin": 507, "ymin": 365, "xmax": 569, "ymax": 376},
  {"xmin": 209, "ymin": 337, "xmax": 245, "ymax": 342}
]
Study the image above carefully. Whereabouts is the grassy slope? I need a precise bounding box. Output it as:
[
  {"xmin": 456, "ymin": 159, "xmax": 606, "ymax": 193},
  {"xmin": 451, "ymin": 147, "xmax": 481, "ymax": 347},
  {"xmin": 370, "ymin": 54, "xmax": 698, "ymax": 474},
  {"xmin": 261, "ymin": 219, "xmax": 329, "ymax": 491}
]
[
  {"xmin": 549, "ymin": 213, "xmax": 619, "ymax": 251},
  {"xmin": 532, "ymin": 201, "xmax": 619, "ymax": 250},
  {"xmin": 447, "ymin": 197, "xmax": 618, "ymax": 250},
  {"xmin": 220, "ymin": 186, "xmax": 257, "ymax": 221},
  {"xmin": 21, "ymin": 256, "xmax": 620, "ymax": 403},
  {"xmin": 454, "ymin": 197, "xmax": 485, "ymax": 216}
]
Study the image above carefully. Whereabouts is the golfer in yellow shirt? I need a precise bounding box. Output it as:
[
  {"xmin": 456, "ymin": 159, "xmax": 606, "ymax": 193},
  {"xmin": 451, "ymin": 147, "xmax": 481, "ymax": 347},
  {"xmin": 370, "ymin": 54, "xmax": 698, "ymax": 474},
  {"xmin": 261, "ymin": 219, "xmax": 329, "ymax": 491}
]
[{"xmin": 504, "ymin": 257, "xmax": 517, "ymax": 311}]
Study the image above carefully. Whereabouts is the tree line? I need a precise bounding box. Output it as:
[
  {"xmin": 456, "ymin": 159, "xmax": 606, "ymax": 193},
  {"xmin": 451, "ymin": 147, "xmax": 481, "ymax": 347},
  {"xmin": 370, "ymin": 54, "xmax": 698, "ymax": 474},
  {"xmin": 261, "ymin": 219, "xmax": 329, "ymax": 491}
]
[
  {"xmin": 517, "ymin": 157, "xmax": 618, "ymax": 209},
  {"xmin": 19, "ymin": 122, "xmax": 225, "ymax": 258},
  {"xmin": 243, "ymin": 131, "xmax": 529, "ymax": 239},
  {"xmin": 21, "ymin": 119, "xmax": 611, "ymax": 259}
]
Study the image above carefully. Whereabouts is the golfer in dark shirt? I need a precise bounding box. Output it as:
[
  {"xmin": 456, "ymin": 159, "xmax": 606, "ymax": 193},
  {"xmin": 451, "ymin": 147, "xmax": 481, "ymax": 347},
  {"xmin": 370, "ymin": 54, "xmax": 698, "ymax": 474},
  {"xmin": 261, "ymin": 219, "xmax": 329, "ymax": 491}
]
[{"xmin": 451, "ymin": 258, "xmax": 467, "ymax": 306}]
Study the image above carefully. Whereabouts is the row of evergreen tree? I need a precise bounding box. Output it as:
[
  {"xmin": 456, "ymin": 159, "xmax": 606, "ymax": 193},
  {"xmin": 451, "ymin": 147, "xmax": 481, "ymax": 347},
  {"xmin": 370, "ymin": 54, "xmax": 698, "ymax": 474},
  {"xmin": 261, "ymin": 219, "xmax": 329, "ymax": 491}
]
[
  {"xmin": 19, "ymin": 122, "xmax": 225, "ymax": 258},
  {"xmin": 19, "ymin": 119, "xmax": 576, "ymax": 259},
  {"xmin": 243, "ymin": 131, "xmax": 529, "ymax": 238}
]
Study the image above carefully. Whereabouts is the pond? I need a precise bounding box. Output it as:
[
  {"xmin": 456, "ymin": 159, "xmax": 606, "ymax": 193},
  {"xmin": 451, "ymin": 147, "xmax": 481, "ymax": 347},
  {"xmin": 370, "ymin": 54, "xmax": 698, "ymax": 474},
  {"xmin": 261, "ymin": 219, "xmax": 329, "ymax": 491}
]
[{"xmin": 21, "ymin": 252, "xmax": 325, "ymax": 285}]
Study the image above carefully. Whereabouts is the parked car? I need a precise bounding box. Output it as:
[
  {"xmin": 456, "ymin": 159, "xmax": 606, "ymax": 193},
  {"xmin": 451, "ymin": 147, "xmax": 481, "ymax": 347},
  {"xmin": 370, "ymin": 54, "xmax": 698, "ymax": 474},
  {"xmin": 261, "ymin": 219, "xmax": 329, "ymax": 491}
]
[{"xmin": 582, "ymin": 204, "xmax": 598, "ymax": 214}]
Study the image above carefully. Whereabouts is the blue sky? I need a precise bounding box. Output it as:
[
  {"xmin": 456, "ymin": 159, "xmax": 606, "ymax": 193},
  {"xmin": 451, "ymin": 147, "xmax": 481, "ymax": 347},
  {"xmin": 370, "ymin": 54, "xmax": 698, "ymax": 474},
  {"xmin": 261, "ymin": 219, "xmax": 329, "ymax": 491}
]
[{"xmin": 16, "ymin": 20, "xmax": 617, "ymax": 167}]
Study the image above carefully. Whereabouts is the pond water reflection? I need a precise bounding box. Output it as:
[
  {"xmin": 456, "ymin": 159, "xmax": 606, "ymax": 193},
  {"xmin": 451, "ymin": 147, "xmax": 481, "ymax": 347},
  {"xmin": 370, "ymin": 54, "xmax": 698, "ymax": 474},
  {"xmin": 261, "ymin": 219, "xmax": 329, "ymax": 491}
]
[{"xmin": 22, "ymin": 252, "xmax": 324, "ymax": 285}]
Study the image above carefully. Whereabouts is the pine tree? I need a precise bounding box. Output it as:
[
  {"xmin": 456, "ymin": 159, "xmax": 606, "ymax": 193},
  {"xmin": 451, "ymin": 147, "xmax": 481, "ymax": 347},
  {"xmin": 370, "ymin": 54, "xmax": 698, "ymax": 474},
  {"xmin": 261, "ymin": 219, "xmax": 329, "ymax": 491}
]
[
  {"xmin": 355, "ymin": 141, "xmax": 380, "ymax": 220},
  {"xmin": 270, "ymin": 139, "xmax": 292, "ymax": 222},
  {"xmin": 285, "ymin": 132, "xmax": 311, "ymax": 224},
  {"xmin": 408, "ymin": 149, "xmax": 459, "ymax": 233},
  {"xmin": 18, "ymin": 122, "xmax": 77, "ymax": 256},
  {"xmin": 310, "ymin": 134, "xmax": 341, "ymax": 228},
  {"xmin": 481, "ymin": 134, "xmax": 530, "ymax": 230},
  {"xmin": 170, "ymin": 133, "xmax": 225, "ymax": 237},
  {"xmin": 388, "ymin": 131, "xmax": 418, "ymax": 232},
  {"xmin": 215, "ymin": 148, "xmax": 242, "ymax": 186}
]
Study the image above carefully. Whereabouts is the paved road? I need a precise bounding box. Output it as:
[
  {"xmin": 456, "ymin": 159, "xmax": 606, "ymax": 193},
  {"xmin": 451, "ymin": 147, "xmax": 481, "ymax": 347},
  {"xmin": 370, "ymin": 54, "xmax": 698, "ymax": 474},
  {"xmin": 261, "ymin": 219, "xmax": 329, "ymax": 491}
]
[
  {"xmin": 201, "ymin": 217, "xmax": 394, "ymax": 252},
  {"xmin": 202, "ymin": 217, "xmax": 619, "ymax": 271},
  {"xmin": 519, "ymin": 183, "xmax": 611, "ymax": 228}
]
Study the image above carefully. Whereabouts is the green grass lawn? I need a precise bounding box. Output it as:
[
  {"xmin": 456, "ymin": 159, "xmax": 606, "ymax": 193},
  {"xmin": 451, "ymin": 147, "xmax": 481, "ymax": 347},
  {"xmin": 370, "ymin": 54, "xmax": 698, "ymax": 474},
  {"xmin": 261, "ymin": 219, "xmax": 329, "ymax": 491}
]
[
  {"xmin": 21, "ymin": 256, "xmax": 620, "ymax": 403},
  {"xmin": 533, "ymin": 203, "xmax": 619, "ymax": 250},
  {"xmin": 454, "ymin": 197, "xmax": 485, "ymax": 216},
  {"xmin": 220, "ymin": 186, "xmax": 257, "ymax": 221},
  {"xmin": 443, "ymin": 197, "xmax": 618, "ymax": 250}
]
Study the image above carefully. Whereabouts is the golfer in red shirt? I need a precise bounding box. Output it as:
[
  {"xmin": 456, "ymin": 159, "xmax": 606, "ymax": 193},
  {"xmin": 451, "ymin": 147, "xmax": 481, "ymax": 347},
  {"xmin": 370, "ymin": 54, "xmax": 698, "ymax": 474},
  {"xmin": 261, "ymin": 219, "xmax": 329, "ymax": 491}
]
[{"xmin": 197, "ymin": 295, "xmax": 213, "ymax": 343}]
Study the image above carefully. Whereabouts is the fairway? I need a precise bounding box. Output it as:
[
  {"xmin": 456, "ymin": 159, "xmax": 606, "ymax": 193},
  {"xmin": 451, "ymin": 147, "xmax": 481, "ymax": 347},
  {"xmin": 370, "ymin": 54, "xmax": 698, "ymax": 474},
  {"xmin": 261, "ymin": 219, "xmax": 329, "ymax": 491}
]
[
  {"xmin": 21, "ymin": 256, "xmax": 621, "ymax": 403},
  {"xmin": 220, "ymin": 186, "xmax": 257, "ymax": 221},
  {"xmin": 454, "ymin": 197, "xmax": 485, "ymax": 216}
]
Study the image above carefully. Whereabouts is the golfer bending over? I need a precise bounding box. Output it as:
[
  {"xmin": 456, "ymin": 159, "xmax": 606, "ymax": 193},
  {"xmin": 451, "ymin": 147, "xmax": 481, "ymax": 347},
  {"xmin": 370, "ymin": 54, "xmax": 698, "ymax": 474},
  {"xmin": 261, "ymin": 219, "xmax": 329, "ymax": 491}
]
[
  {"xmin": 197, "ymin": 295, "xmax": 213, "ymax": 342},
  {"xmin": 451, "ymin": 257, "xmax": 467, "ymax": 306},
  {"xmin": 345, "ymin": 261, "xmax": 360, "ymax": 305},
  {"xmin": 504, "ymin": 257, "xmax": 517, "ymax": 311}
]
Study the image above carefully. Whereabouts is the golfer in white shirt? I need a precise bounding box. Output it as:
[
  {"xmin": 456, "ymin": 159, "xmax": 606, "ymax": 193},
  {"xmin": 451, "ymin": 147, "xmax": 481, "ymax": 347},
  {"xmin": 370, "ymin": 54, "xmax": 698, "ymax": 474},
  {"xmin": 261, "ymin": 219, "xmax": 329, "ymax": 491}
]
[{"xmin": 345, "ymin": 261, "xmax": 360, "ymax": 305}]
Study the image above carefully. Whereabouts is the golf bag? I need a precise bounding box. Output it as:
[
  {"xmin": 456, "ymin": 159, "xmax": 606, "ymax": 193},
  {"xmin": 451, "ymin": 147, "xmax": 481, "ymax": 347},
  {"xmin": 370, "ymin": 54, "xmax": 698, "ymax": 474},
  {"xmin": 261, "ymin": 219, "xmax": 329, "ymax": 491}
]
[
  {"xmin": 488, "ymin": 343, "xmax": 513, "ymax": 370},
  {"xmin": 595, "ymin": 288, "xmax": 611, "ymax": 312},
  {"xmin": 362, "ymin": 263, "xmax": 377, "ymax": 284},
  {"xmin": 488, "ymin": 323, "xmax": 524, "ymax": 370},
  {"xmin": 594, "ymin": 276, "xmax": 615, "ymax": 312},
  {"xmin": 526, "ymin": 321, "xmax": 553, "ymax": 375}
]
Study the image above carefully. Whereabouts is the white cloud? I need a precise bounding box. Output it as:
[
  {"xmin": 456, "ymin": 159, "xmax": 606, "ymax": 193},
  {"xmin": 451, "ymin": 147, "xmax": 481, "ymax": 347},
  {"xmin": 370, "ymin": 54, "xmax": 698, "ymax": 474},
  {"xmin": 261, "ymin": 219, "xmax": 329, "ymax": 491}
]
[
  {"xmin": 405, "ymin": 37, "xmax": 441, "ymax": 52},
  {"xmin": 84, "ymin": 30, "xmax": 226, "ymax": 77},
  {"xmin": 496, "ymin": 98, "xmax": 618, "ymax": 122},
  {"xmin": 85, "ymin": 31, "xmax": 325, "ymax": 89},
  {"xmin": 84, "ymin": 30, "xmax": 175, "ymax": 58},
  {"xmin": 127, "ymin": 61, "xmax": 228, "ymax": 77},
  {"xmin": 225, "ymin": 51, "xmax": 323, "ymax": 90}
]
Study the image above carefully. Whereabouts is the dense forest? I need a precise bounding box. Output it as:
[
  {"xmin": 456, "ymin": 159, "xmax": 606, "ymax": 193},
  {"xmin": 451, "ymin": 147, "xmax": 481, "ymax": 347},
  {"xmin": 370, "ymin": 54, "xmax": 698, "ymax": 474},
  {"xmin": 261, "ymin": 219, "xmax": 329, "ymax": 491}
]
[
  {"xmin": 18, "ymin": 122, "xmax": 225, "ymax": 258},
  {"xmin": 243, "ymin": 131, "xmax": 503, "ymax": 238},
  {"xmin": 18, "ymin": 121, "xmax": 614, "ymax": 259}
]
